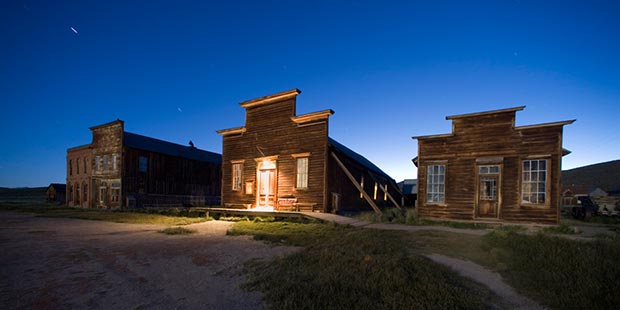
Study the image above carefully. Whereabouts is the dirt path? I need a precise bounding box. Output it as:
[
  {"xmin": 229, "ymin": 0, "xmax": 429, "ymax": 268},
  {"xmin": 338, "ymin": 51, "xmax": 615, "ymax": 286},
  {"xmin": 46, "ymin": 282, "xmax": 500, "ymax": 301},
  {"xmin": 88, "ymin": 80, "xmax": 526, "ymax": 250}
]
[
  {"xmin": 425, "ymin": 254, "xmax": 543, "ymax": 310},
  {"xmin": 0, "ymin": 212, "xmax": 297, "ymax": 310}
]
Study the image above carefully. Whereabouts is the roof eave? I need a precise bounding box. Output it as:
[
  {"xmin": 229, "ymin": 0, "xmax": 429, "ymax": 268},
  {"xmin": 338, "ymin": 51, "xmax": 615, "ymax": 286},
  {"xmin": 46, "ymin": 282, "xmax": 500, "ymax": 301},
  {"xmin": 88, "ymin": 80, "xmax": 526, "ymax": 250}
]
[
  {"xmin": 446, "ymin": 106, "xmax": 525, "ymax": 120},
  {"xmin": 216, "ymin": 126, "xmax": 246, "ymax": 136},
  {"xmin": 291, "ymin": 109, "xmax": 334, "ymax": 124},
  {"xmin": 515, "ymin": 119, "xmax": 576, "ymax": 130},
  {"xmin": 411, "ymin": 133, "xmax": 453, "ymax": 140},
  {"xmin": 239, "ymin": 89, "xmax": 301, "ymax": 108}
]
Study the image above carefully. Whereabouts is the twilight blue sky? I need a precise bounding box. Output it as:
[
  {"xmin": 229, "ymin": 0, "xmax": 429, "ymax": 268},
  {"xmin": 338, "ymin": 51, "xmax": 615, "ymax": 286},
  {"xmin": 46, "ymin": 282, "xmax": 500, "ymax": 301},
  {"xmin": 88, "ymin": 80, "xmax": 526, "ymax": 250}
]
[{"xmin": 1, "ymin": 0, "xmax": 619, "ymax": 187}]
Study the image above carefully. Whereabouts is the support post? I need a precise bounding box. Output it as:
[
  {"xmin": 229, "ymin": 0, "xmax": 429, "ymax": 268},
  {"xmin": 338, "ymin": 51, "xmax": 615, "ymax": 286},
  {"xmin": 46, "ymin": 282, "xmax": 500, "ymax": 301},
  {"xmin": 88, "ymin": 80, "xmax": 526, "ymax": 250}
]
[{"xmin": 330, "ymin": 152, "xmax": 381, "ymax": 214}]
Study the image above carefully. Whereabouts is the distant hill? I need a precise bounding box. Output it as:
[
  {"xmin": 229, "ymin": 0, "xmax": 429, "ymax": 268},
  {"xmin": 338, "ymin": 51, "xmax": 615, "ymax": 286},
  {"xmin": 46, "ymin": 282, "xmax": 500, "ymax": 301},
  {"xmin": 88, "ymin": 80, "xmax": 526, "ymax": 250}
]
[
  {"xmin": 0, "ymin": 187, "xmax": 47, "ymax": 204},
  {"xmin": 562, "ymin": 160, "xmax": 620, "ymax": 192}
]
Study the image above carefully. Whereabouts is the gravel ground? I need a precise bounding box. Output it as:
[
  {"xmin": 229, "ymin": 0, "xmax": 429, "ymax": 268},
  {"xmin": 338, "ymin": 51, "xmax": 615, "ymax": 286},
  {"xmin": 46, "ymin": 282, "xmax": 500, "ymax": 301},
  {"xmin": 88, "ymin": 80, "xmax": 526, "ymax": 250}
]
[{"xmin": 0, "ymin": 212, "xmax": 297, "ymax": 310}]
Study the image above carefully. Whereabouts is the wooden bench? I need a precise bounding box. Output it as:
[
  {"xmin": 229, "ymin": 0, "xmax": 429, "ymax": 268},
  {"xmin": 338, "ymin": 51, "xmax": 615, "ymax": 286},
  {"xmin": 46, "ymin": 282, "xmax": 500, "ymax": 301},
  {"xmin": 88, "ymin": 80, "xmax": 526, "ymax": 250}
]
[{"xmin": 294, "ymin": 202, "xmax": 318, "ymax": 212}]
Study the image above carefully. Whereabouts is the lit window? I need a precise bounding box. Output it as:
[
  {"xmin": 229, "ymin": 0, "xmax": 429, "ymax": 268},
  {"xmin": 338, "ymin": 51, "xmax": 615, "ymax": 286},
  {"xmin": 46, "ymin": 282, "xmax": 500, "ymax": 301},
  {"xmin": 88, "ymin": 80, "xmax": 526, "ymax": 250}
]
[
  {"xmin": 103, "ymin": 155, "xmax": 109, "ymax": 171},
  {"xmin": 296, "ymin": 157, "xmax": 309, "ymax": 189},
  {"xmin": 232, "ymin": 163, "xmax": 242, "ymax": 191},
  {"xmin": 139, "ymin": 156, "xmax": 148, "ymax": 172},
  {"xmin": 426, "ymin": 165, "xmax": 445, "ymax": 203},
  {"xmin": 96, "ymin": 156, "xmax": 101, "ymax": 171},
  {"xmin": 522, "ymin": 159, "xmax": 547, "ymax": 204}
]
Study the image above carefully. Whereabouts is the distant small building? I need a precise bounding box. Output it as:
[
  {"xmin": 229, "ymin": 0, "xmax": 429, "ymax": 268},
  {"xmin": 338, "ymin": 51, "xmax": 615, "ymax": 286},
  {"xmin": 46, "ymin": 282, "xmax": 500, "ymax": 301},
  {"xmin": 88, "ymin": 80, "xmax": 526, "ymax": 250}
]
[
  {"xmin": 46, "ymin": 183, "xmax": 66, "ymax": 203},
  {"xmin": 67, "ymin": 120, "xmax": 222, "ymax": 208},
  {"xmin": 413, "ymin": 106, "xmax": 574, "ymax": 224},
  {"xmin": 217, "ymin": 89, "xmax": 402, "ymax": 213},
  {"xmin": 398, "ymin": 179, "xmax": 417, "ymax": 206}
]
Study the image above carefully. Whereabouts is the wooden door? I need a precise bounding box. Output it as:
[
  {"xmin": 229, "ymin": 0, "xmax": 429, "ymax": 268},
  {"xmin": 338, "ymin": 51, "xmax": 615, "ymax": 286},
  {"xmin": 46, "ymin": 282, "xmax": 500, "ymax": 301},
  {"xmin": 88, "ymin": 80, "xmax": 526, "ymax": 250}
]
[
  {"xmin": 257, "ymin": 169, "xmax": 276, "ymax": 208},
  {"xmin": 476, "ymin": 165, "xmax": 500, "ymax": 218}
]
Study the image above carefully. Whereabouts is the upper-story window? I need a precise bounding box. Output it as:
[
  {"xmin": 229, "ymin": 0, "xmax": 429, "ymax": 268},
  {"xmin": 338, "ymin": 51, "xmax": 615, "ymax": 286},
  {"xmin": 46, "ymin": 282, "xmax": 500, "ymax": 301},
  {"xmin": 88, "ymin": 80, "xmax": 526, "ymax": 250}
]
[
  {"xmin": 113, "ymin": 154, "xmax": 118, "ymax": 171},
  {"xmin": 84, "ymin": 157, "xmax": 88, "ymax": 173},
  {"xmin": 139, "ymin": 156, "xmax": 148, "ymax": 172},
  {"xmin": 521, "ymin": 159, "xmax": 548, "ymax": 205},
  {"xmin": 296, "ymin": 157, "xmax": 309, "ymax": 189},
  {"xmin": 69, "ymin": 159, "xmax": 73, "ymax": 176},
  {"xmin": 232, "ymin": 162, "xmax": 243, "ymax": 191},
  {"xmin": 103, "ymin": 155, "xmax": 109, "ymax": 171},
  {"xmin": 76, "ymin": 158, "xmax": 80, "ymax": 175},
  {"xmin": 95, "ymin": 156, "xmax": 101, "ymax": 171},
  {"xmin": 426, "ymin": 164, "xmax": 446, "ymax": 204}
]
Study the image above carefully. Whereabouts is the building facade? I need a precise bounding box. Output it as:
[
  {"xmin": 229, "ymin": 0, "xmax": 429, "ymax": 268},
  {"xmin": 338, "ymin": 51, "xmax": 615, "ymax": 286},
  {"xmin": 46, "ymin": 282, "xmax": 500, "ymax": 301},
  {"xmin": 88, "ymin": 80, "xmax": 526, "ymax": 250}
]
[
  {"xmin": 413, "ymin": 106, "xmax": 574, "ymax": 224},
  {"xmin": 217, "ymin": 89, "xmax": 401, "ymax": 213},
  {"xmin": 67, "ymin": 120, "xmax": 222, "ymax": 208}
]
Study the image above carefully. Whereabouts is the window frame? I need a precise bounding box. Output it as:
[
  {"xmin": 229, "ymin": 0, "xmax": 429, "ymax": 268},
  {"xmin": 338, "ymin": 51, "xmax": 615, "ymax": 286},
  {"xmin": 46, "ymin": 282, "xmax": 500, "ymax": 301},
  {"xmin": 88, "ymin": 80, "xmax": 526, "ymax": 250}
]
[
  {"xmin": 295, "ymin": 157, "xmax": 309, "ymax": 189},
  {"xmin": 138, "ymin": 156, "xmax": 148, "ymax": 172},
  {"xmin": 232, "ymin": 162, "xmax": 243, "ymax": 191},
  {"xmin": 520, "ymin": 158, "xmax": 550, "ymax": 206},
  {"xmin": 426, "ymin": 164, "xmax": 446, "ymax": 205}
]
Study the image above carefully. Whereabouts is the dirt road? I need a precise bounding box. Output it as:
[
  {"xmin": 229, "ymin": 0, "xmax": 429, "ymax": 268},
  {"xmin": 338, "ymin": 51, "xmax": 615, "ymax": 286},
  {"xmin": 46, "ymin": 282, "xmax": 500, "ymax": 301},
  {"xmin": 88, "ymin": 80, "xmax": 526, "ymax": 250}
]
[{"xmin": 0, "ymin": 212, "xmax": 296, "ymax": 310}]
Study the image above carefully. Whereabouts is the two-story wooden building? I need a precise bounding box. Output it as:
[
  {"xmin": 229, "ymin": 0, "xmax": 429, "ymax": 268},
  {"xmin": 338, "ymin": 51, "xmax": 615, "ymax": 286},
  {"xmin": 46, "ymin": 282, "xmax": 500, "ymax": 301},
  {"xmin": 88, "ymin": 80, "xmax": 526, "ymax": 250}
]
[
  {"xmin": 413, "ymin": 106, "xmax": 574, "ymax": 224},
  {"xmin": 217, "ymin": 89, "xmax": 401, "ymax": 213},
  {"xmin": 67, "ymin": 120, "xmax": 222, "ymax": 208}
]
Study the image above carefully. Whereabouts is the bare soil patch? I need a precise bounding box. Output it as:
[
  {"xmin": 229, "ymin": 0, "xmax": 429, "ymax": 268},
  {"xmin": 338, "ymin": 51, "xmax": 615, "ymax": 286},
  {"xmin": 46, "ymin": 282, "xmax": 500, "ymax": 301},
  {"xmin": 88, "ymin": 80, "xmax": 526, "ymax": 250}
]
[{"xmin": 0, "ymin": 212, "xmax": 297, "ymax": 310}]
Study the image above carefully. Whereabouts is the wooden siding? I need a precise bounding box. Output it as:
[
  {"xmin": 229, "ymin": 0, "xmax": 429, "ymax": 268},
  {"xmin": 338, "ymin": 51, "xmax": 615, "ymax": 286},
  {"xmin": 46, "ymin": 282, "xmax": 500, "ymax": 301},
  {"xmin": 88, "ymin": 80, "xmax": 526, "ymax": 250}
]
[
  {"xmin": 220, "ymin": 96, "xmax": 328, "ymax": 210},
  {"xmin": 417, "ymin": 109, "xmax": 572, "ymax": 224}
]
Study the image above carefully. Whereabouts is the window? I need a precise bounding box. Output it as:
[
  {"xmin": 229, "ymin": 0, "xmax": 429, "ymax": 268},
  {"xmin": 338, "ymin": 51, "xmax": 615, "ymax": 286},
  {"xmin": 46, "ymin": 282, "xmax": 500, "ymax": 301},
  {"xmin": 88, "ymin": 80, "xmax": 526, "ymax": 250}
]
[
  {"xmin": 83, "ymin": 184, "xmax": 88, "ymax": 203},
  {"xmin": 99, "ymin": 183, "xmax": 107, "ymax": 204},
  {"xmin": 426, "ymin": 165, "xmax": 446, "ymax": 203},
  {"xmin": 111, "ymin": 183, "xmax": 121, "ymax": 202},
  {"xmin": 84, "ymin": 158, "xmax": 87, "ymax": 173},
  {"xmin": 232, "ymin": 163, "xmax": 242, "ymax": 191},
  {"xmin": 69, "ymin": 159, "xmax": 73, "ymax": 176},
  {"xmin": 113, "ymin": 154, "xmax": 118, "ymax": 171},
  {"xmin": 139, "ymin": 156, "xmax": 148, "ymax": 172},
  {"xmin": 95, "ymin": 156, "xmax": 101, "ymax": 171},
  {"xmin": 76, "ymin": 158, "xmax": 80, "ymax": 175},
  {"xmin": 479, "ymin": 165, "xmax": 499, "ymax": 174},
  {"xmin": 103, "ymin": 155, "xmax": 109, "ymax": 171},
  {"xmin": 296, "ymin": 157, "xmax": 309, "ymax": 189},
  {"xmin": 522, "ymin": 159, "xmax": 547, "ymax": 204}
]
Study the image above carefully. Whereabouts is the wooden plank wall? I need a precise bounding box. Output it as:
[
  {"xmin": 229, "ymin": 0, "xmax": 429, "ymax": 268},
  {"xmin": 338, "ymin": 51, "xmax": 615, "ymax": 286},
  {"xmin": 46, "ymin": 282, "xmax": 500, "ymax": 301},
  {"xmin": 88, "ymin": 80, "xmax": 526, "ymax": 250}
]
[
  {"xmin": 221, "ymin": 98, "xmax": 328, "ymax": 210},
  {"xmin": 417, "ymin": 111, "xmax": 564, "ymax": 224}
]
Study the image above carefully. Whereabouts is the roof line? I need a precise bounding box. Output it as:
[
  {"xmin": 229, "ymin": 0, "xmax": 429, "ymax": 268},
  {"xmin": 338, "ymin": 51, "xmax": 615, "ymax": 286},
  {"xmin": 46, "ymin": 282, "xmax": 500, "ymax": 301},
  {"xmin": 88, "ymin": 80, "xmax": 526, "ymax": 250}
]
[
  {"xmin": 291, "ymin": 109, "xmax": 334, "ymax": 124},
  {"xmin": 446, "ymin": 106, "xmax": 525, "ymax": 120},
  {"xmin": 411, "ymin": 133, "xmax": 454, "ymax": 140},
  {"xmin": 89, "ymin": 119, "xmax": 124, "ymax": 130},
  {"xmin": 216, "ymin": 126, "xmax": 246, "ymax": 135},
  {"xmin": 239, "ymin": 89, "xmax": 301, "ymax": 108},
  {"xmin": 515, "ymin": 119, "xmax": 576, "ymax": 130},
  {"xmin": 67, "ymin": 143, "xmax": 91, "ymax": 151}
]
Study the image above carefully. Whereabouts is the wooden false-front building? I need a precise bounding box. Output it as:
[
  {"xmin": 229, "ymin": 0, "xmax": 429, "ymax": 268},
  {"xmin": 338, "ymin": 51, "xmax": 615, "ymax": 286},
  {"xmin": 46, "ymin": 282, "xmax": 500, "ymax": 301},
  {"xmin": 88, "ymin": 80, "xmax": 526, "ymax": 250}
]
[
  {"xmin": 413, "ymin": 107, "xmax": 574, "ymax": 224},
  {"xmin": 66, "ymin": 120, "xmax": 222, "ymax": 208},
  {"xmin": 217, "ymin": 89, "xmax": 401, "ymax": 213}
]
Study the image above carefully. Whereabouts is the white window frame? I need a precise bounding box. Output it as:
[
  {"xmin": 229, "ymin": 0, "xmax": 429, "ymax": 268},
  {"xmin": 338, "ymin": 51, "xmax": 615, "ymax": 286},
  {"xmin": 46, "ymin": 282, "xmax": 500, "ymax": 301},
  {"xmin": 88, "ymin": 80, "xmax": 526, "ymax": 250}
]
[
  {"xmin": 426, "ymin": 164, "xmax": 446, "ymax": 204},
  {"xmin": 521, "ymin": 159, "xmax": 548, "ymax": 205},
  {"xmin": 296, "ymin": 157, "xmax": 309, "ymax": 189}
]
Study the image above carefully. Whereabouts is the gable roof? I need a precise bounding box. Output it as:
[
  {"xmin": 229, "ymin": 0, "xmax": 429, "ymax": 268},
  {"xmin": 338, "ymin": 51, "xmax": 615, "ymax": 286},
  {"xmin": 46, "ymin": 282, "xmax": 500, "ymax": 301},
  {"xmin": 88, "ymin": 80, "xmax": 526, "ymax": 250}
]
[
  {"xmin": 123, "ymin": 132, "xmax": 222, "ymax": 164},
  {"xmin": 328, "ymin": 137, "xmax": 393, "ymax": 181}
]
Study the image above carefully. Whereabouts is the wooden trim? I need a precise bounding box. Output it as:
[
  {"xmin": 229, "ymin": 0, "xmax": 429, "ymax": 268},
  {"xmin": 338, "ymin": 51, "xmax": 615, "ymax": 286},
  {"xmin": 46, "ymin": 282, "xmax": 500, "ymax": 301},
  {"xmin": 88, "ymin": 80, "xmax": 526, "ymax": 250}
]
[
  {"xmin": 216, "ymin": 126, "xmax": 246, "ymax": 136},
  {"xmin": 231, "ymin": 159, "xmax": 245, "ymax": 164},
  {"xmin": 291, "ymin": 109, "xmax": 334, "ymax": 124},
  {"xmin": 254, "ymin": 155, "xmax": 279, "ymax": 162},
  {"xmin": 291, "ymin": 152, "xmax": 311, "ymax": 158},
  {"xmin": 412, "ymin": 133, "xmax": 453, "ymax": 140},
  {"xmin": 446, "ymin": 106, "xmax": 525, "ymax": 120},
  {"xmin": 239, "ymin": 89, "xmax": 301, "ymax": 108},
  {"xmin": 330, "ymin": 152, "xmax": 381, "ymax": 213},
  {"xmin": 526, "ymin": 154, "xmax": 551, "ymax": 159},
  {"xmin": 475, "ymin": 157, "xmax": 503, "ymax": 163},
  {"xmin": 515, "ymin": 120, "xmax": 575, "ymax": 130}
]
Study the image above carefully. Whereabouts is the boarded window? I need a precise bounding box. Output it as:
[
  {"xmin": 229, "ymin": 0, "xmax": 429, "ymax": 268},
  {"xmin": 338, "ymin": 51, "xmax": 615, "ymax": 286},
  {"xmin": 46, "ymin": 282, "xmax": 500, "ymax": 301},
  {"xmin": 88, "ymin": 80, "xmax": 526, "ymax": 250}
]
[
  {"xmin": 426, "ymin": 165, "xmax": 445, "ymax": 203},
  {"xmin": 232, "ymin": 163, "xmax": 242, "ymax": 191},
  {"xmin": 521, "ymin": 159, "xmax": 547, "ymax": 204},
  {"xmin": 296, "ymin": 157, "xmax": 309, "ymax": 189},
  {"xmin": 139, "ymin": 156, "xmax": 148, "ymax": 172}
]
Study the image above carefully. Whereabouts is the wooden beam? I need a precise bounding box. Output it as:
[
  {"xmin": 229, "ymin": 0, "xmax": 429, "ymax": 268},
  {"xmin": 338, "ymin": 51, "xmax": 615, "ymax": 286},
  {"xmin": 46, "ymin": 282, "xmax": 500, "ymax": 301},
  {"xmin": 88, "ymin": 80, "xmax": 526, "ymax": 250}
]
[
  {"xmin": 368, "ymin": 172, "xmax": 402, "ymax": 210},
  {"xmin": 330, "ymin": 152, "xmax": 381, "ymax": 214}
]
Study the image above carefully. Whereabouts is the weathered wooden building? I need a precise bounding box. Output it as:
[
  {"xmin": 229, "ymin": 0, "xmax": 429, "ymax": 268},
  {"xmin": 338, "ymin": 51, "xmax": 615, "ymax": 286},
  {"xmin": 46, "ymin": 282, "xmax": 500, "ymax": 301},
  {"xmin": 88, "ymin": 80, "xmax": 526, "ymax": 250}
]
[
  {"xmin": 413, "ymin": 106, "xmax": 574, "ymax": 224},
  {"xmin": 217, "ymin": 89, "xmax": 401, "ymax": 213},
  {"xmin": 67, "ymin": 120, "xmax": 221, "ymax": 208},
  {"xmin": 46, "ymin": 183, "xmax": 66, "ymax": 203}
]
